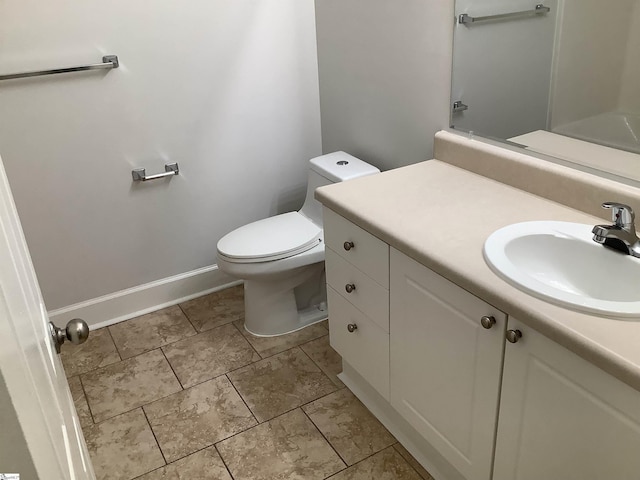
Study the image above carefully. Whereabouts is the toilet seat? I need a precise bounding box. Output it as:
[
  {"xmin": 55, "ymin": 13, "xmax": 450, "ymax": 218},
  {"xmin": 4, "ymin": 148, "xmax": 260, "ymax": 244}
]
[{"xmin": 217, "ymin": 212, "xmax": 322, "ymax": 263}]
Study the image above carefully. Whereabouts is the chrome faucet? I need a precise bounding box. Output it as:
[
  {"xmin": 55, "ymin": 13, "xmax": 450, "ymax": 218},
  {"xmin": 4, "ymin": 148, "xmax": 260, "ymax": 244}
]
[{"xmin": 592, "ymin": 202, "xmax": 640, "ymax": 258}]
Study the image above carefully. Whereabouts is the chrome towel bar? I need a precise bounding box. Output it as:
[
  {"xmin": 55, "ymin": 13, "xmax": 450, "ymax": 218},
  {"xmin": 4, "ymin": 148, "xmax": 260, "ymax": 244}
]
[
  {"xmin": 0, "ymin": 55, "xmax": 119, "ymax": 81},
  {"xmin": 458, "ymin": 4, "xmax": 550, "ymax": 25},
  {"xmin": 132, "ymin": 163, "xmax": 179, "ymax": 182}
]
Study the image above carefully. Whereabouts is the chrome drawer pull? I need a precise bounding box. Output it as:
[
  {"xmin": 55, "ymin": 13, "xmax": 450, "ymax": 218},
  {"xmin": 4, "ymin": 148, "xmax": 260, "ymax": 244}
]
[
  {"xmin": 345, "ymin": 283, "xmax": 356, "ymax": 293},
  {"xmin": 480, "ymin": 315, "xmax": 496, "ymax": 329},
  {"xmin": 344, "ymin": 241, "xmax": 355, "ymax": 251},
  {"xmin": 506, "ymin": 329, "xmax": 523, "ymax": 343},
  {"xmin": 347, "ymin": 323, "xmax": 358, "ymax": 333}
]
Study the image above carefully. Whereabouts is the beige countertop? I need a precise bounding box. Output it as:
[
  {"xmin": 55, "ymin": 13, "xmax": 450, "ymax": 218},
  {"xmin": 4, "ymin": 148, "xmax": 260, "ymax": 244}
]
[{"xmin": 316, "ymin": 160, "xmax": 640, "ymax": 391}]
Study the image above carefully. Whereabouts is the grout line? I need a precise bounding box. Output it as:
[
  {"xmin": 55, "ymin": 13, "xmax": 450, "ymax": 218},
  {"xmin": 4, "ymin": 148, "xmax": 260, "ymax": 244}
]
[
  {"xmin": 300, "ymin": 406, "xmax": 349, "ymax": 469},
  {"xmin": 214, "ymin": 444, "xmax": 237, "ymax": 480},
  {"xmin": 297, "ymin": 344, "xmax": 337, "ymax": 386},
  {"xmin": 177, "ymin": 302, "xmax": 200, "ymax": 333},
  {"xmin": 141, "ymin": 406, "xmax": 168, "ymax": 466},
  {"xmin": 231, "ymin": 320, "xmax": 263, "ymax": 360},
  {"xmin": 298, "ymin": 331, "xmax": 329, "ymax": 350},
  {"xmin": 159, "ymin": 347, "xmax": 184, "ymax": 390},
  {"xmin": 89, "ymin": 380, "xmax": 184, "ymax": 425},
  {"xmin": 77, "ymin": 375, "xmax": 97, "ymax": 426},
  {"xmin": 392, "ymin": 443, "xmax": 432, "ymax": 480},
  {"xmin": 105, "ymin": 326, "xmax": 124, "ymax": 361},
  {"xmin": 225, "ymin": 373, "xmax": 259, "ymax": 425}
]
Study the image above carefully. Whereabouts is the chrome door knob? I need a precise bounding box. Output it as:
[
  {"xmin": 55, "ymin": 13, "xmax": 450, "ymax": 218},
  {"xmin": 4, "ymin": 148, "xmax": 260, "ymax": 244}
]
[
  {"xmin": 343, "ymin": 241, "xmax": 355, "ymax": 251},
  {"xmin": 49, "ymin": 319, "xmax": 89, "ymax": 354},
  {"xmin": 506, "ymin": 329, "xmax": 523, "ymax": 344},
  {"xmin": 347, "ymin": 323, "xmax": 358, "ymax": 333},
  {"xmin": 345, "ymin": 283, "xmax": 356, "ymax": 293},
  {"xmin": 480, "ymin": 315, "xmax": 496, "ymax": 329}
]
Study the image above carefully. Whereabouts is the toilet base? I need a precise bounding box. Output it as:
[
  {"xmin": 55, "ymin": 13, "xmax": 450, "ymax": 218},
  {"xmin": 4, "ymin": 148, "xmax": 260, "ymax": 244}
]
[
  {"xmin": 243, "ymin": 262, "xmax": 327, "ymax": 336},
  {"xmin": 243, "ymin": 304, "xmax": 328, "ymax": 338}
]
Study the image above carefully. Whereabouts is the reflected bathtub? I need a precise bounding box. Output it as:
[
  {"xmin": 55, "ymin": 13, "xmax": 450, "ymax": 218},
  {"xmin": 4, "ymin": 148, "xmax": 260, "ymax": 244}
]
[{"xmin": 553, "ymin": 112, "xmax": 640, "ymax": 154}]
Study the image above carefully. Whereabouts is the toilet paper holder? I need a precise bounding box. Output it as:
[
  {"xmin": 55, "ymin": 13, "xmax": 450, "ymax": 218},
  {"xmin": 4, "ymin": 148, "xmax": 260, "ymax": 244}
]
[{"xmin": 132, "ymin": 162, "xmax": 179, "ymax": 182}]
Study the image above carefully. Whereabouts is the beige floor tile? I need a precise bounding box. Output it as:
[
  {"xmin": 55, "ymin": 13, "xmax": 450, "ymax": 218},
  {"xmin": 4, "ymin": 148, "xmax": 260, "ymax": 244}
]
[
  {"xmin": 60, "ymin": 328, "xmax": 120, "ymax": 378},
  {"xmin": 228, "ymin": 347, "xmax": 337, "ymax": 422},
  {"xmin": 136, "ymin": 446, "xmax": 232, "ymax": 480},
  {"xmin": 180, "ymin": 285, "xmax": 244, "ymax": 332},
  {"xmin": 84, "ymin": 408, "xmax": 165, "ymax": 480},
  {"xmin": 67, "ymin": 376, "xmax": 93, "ymax": 429},
  {"xmin": 217, "ymin": 408, "xmax": 345, "ymax": 480},
  {"xmin": 300, "ymin": 335, "xmax": 345, "ymax": 387},
  {"xmin": 393, "ymin": 443, "xmax": 434, "ymax": 480},
  {"xmin": 234, "ymin": 320, "xmax": 328, "ymax": 358},
  {"xmin": 303, "ymin": 388, "xmax": 396, "ymax": 465},
  {"xmin": 109, "ymin": 306, "xmax": 196, "ymax": 359},
  {"xmin": 328, "ymin": 446, "xmax": 423, "ymax": 480},
  {"xmin": 144, "ymin": 375, "xmax": 257, "ymax": 463},
  {"xmin": 162, "ymin": 323, "xmax": 260, "ymax": 388},
  {"xmin": 82, "ymin": 349, "xmax": 182, "ymax": 423}
]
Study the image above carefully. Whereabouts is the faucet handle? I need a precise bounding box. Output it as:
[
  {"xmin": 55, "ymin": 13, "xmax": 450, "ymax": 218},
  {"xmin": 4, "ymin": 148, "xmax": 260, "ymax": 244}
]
[{"xmin": 602, "ymin": 202, "xmax": 635, "ymax": 229}]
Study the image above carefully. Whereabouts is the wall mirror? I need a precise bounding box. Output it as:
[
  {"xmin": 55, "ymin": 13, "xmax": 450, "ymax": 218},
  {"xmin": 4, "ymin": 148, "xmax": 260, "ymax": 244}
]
[{"xmin": 450, "ymin": 0, "xmax": 640, "ymax": 186}]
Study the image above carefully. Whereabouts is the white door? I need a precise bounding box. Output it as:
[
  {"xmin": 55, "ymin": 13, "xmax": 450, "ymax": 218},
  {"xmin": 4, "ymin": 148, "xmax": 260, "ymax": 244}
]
[
  {"xmin": 494, "ymin": 318, "xmax": 640, "ymax": 480},
  {"xmin": 0, "ymin": 156, "xmax": 94, "ymax": 479},
  {"xmin": 390, "ymin": 248, "xmax": 506, "ymax": 480}
]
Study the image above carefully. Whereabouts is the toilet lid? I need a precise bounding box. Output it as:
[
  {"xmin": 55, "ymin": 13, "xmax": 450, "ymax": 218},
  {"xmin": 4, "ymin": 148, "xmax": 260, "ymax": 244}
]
[{"xmin": 217, "ymin": 212, "xmax": 322, "ymax": 263}]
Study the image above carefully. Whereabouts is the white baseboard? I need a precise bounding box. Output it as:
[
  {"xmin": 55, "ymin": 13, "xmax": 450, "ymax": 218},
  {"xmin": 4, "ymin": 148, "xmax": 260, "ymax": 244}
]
[{"xmin": 48, "ymin": 265, "xmax": 242, "ymax": 329}]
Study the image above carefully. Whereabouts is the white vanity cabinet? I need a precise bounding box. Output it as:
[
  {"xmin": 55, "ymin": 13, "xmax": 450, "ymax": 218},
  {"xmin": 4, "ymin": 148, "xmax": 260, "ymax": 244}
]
[
  {"xmin": 390, "ymin": 248, "xmax": 506, "ymax": 480},
  {"xmin": 322, "ymin": 208, "xmax": 640, "ymax": 480},
  {"xmin": 493, "ymin": 318, "xmax": 640, "ymax": 480},
  {"xmin": 323, "ymin": 208, "xmax": 390, "ymax": 400}
]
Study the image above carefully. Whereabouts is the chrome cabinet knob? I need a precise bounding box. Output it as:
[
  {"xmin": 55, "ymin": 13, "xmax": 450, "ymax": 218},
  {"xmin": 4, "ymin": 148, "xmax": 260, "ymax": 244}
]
[
  {"xmin": 49, "ymin": 319, "xmax": 90, "ymax": 354},
  {"xmin": 480, "ymin": 315, "xmax": 496, "ymax": 329},
  {"xmin": 345, "ymin": 283, "xmax": 356, "ymax": 293},
  {"xmin": 343, "ymin": 241, "xmax": 355, "ymax": 251},
  {"xmin": 347, "ymin": 323, "xmax": 358, "ymax": 333},
  {"xmin": 506, "ymin": 329, "xmax": 523, "ymax": 344}
]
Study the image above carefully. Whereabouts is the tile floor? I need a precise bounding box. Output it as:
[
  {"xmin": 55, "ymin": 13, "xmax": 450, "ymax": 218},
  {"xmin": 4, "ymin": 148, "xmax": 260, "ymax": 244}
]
[{"xmin": 62, "ymin": 285, "xmax": 434, "ymax": 480}]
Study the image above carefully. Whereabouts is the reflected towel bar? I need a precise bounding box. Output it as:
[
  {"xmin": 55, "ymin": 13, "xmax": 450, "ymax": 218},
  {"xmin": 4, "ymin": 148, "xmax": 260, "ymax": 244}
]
[
  {"xmin": 458, "ymin": 4, "xmax": 550, "ymax": 25},
  {"xmin": 0, "ymin": 55, "xmax": 119, "ymax": 81},
  {"xmin": 132, "ymin": 163, "xmax": 179, "ymax": 182}
]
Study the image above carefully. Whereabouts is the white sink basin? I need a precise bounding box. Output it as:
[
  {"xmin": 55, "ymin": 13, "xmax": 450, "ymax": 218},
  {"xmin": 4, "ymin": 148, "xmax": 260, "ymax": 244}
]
[{"xmin": 484, "ymin": 221, "xmax": 640, "ymax": 317}]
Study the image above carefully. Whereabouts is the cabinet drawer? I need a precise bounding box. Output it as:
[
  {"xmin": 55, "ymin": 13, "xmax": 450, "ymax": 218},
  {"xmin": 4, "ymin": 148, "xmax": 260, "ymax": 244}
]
[
  {"xmin": 328, "ymin": 287, "xmax": 389, "ymax": 400},
  {"xmin": 323, "ymin": 207, "xmax": 389, "ymax": 288},
  {"xmin": 326, "ymin": 247, "xmax": 389, "ymax": 332}
]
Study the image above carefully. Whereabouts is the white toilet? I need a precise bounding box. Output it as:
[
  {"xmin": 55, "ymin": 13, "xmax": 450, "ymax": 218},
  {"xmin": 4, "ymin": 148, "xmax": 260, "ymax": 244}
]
[{"xmin": 217, "ymin": 151, "xmax": 380, "ymax": 337}]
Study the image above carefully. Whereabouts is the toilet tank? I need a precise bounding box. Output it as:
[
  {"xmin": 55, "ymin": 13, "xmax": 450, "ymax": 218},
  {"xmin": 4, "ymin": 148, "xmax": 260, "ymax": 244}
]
[{"xmin": 299, "ymin": 152, "xmax": 380, "ymax": 226}]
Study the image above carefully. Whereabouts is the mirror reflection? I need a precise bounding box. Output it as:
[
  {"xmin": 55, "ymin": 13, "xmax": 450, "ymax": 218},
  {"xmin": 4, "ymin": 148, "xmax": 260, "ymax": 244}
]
[{"xmin": 451, "ymin": 0, "xmax": 640, "ymax": 184}]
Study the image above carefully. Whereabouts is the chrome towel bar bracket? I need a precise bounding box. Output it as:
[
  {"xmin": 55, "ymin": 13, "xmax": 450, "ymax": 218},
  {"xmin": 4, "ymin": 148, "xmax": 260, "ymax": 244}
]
[
  {"xmin": 132, "ymin": 162, "xmax": 179, "ymax": 182},
  {"xmin": 0, "ymin": 55, "xmax": 119, "ymax": 81},
  {"xmin": 452, "ymin": 100, "xmax": 469, "ymax": 113},
  {"xmin": 458, "ymin": 4, "xmax": 550, "ymax": 25}
]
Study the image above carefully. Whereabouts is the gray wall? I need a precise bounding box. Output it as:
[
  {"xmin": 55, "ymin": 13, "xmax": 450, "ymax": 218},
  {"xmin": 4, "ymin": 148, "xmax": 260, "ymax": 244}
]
[
  {"xmin": 0, "ymin": 0, "xmax": 321, "ymax": 310},
  {"xmin": 315, "ymin": 0, "xmax": 454, "ymax": 171}
]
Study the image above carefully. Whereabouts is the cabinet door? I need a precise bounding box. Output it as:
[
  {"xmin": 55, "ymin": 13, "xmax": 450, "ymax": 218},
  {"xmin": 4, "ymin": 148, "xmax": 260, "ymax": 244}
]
[
  {"xmin": 494, "ymin": 318, "xmax": 640, "ymax": 480},
  {"xmin": 390, "ymin": 248, "xmax": 506, "ymax": 480}
]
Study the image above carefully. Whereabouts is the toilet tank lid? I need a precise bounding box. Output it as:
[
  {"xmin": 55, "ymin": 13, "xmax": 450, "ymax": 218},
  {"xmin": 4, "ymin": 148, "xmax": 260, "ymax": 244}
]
[
  {"xmin": 309, "ymin": 151, "xmax": 380, "ymax": 183},
  {"xmin": 217, "ymin": 212, "xmax": 322, "ymax": 261}
]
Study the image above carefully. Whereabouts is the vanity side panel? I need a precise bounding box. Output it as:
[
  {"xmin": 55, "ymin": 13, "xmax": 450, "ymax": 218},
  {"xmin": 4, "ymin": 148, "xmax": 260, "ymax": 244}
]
[
  {"xmin": 390, "ymin": 248, "xmax": 506, "ymax": 480},
  {"xmin": 494, "ymin": 318, "xmax": 640, "ymax": 480}
]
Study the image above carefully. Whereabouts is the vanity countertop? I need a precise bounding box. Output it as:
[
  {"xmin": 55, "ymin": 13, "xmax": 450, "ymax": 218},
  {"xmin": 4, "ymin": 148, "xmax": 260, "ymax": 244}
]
[{"xmin": 316, "ymin": 159, "xmax": 640, "ymax": 391}]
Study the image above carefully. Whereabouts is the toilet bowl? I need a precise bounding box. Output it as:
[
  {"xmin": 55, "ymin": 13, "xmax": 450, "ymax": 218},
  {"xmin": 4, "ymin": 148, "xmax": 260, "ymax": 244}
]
[{"xmin": 216, "ymin": 152, "xmax": 380, "ymax": 336}]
